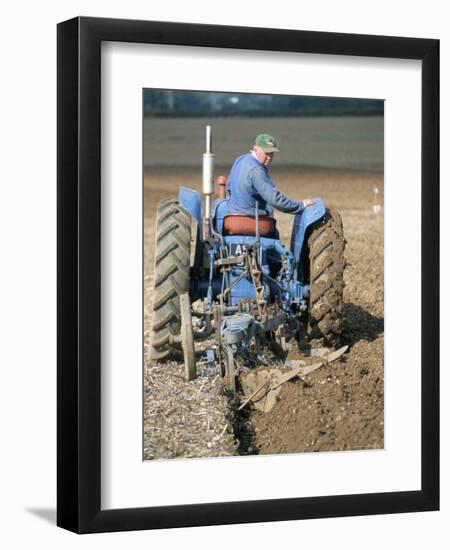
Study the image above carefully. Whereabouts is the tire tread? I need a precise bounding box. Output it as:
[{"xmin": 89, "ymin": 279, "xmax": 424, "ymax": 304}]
[
  {"xmin": 307, "ymin": 209, "xmax": 345, "ymax": 347},
  {"xmin": 149, "ymin": 199, "xmax": 191, "ymax": 360}
]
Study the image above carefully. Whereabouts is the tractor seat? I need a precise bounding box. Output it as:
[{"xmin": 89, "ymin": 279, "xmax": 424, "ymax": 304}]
[{"xmin": 223, "ymin": 215, "xmax": 277, "ymax": 237}]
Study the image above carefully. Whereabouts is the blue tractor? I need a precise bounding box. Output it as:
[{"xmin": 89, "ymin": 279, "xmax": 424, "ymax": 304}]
[{"xmin": 149, "ymin": 127, "xmax": 345, "ymax": 391}]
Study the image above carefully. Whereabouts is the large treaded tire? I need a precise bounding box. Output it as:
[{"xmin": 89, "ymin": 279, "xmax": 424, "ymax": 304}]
[
  {"xmin": 307, "ymin": 208, "xmax": 345, "ymax": 347},
  {"xmin": 149, "ymin": 199, "xmax": 191, "ymax": 361}
]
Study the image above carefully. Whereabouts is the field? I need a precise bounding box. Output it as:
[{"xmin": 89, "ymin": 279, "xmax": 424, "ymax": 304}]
[{"xmin": 144, "ymin": 171, "xmax": 384, "ymax": 459}]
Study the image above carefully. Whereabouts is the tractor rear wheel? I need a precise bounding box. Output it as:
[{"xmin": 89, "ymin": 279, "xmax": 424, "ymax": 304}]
[
  {"xmin": 149, "ymin": 199, "xmax": 191, "ymax": 361},
  {"xmin": 307, "ymin": 209, "xmax": 345, "ymax": 347}
]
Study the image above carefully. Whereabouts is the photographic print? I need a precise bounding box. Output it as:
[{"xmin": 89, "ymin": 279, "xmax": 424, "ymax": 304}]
[
  {"xmin": 143, "ymin": 90, "xmax": 384, "ymax": 460},
  {"xmin": 57, "ymin": 17, "xmax": 438, "ymax": 532}
]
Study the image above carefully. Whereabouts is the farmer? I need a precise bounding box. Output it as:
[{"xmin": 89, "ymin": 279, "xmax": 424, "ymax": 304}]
[{"xmin": 226, "ymin": 133, "xmax": 316, "ymax": 217}]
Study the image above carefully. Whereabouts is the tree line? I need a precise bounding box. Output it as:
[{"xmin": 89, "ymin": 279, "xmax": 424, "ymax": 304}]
[{"xmin": 144, "ymin": 90, "xmax": 384, "ymax": 117}]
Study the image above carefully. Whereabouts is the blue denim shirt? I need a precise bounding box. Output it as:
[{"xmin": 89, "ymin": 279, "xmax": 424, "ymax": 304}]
[{"xmin": 226, "ymin": 153, "xmax": 304, "ymax": 216}]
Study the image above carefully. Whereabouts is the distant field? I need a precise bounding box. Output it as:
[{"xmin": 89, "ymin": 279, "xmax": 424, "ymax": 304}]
[{"xmin": 143, "ymin": 116, "xmax": 383, "ymax": 171}]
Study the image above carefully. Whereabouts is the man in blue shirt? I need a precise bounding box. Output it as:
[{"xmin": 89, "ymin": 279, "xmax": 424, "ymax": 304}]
[{"xmin": 226, "ymin": 133, "xmax": 315, "ymax": 216}]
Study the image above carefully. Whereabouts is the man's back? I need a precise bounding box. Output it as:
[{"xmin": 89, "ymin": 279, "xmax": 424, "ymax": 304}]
[
  {"xmin": 226, "ymin": 152, "xmax": 303, "ymax": 216},
  {"xmin": 226, "ymin": 153, "xmax": 266, "ymax": 216}
]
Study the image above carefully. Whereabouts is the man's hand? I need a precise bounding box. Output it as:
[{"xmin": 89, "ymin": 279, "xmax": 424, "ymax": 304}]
[{"xmin": 302, "ymin": 198, "xmax": 316, "ymax": 208}]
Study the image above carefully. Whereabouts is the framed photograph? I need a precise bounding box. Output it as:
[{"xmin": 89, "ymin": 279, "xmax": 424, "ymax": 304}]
[{"xmin": 57, "ymin": 17, "xmax": 439, "ymax": 533}]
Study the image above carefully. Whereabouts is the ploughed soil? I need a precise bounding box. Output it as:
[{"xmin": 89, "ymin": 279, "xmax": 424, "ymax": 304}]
[{"xmin": 144, "ymin": 165, "xmax": 384, "ymax": 459}]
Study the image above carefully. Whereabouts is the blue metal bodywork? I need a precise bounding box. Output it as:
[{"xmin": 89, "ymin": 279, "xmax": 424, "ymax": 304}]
[
  {"xmin": 290, "ymin": 198, "xmax": 326, "ymax": 279},
  {"xmin": 211, "ymin": 198, "xmax": 228, "ymax": 234},
  {"xmin": 223, "ymin": 235, "xmax": 294, "ymax": 306},
  {"xmin": 178, "ymin": 187, "xmax": 202, "ymax": 225},
  {"xmin": 178, "ymin": 189, "xmax": 325, "ymax": 312}
]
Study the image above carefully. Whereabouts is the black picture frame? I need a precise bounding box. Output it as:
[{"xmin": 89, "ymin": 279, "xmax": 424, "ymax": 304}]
[{"xmin": 57, "ymin": 16, "xmax": 439, "ymax": 534}]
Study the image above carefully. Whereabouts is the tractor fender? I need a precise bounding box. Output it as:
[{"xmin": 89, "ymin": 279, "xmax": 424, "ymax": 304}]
[
  {"xmin": 290, "ymin": 197, "xmax": 326, "ymax": 276},
  {"xmin": 178, "ymin": 187, "xmax": 202, "ymax": 226}
]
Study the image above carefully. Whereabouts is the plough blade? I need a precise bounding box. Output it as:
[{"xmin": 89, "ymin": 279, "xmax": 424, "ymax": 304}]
[{"xmin": 239, "ymin": 345, "xmax": 348, "ymax": 413}]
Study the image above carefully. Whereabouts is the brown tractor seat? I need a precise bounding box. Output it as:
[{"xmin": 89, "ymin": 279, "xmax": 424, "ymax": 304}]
[{"xmin": 223, "ymin": 215, "xmax": 277, "ymax": 237}]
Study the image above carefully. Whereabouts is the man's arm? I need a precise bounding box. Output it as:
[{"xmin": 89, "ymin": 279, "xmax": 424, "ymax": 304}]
[{"xmin": 251, "ymin": 165, "xmax": 304, "ymax": 214}]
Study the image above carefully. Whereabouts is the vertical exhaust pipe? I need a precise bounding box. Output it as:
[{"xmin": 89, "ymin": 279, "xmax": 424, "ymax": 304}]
[{"xmin": 202, "ymin": 125, "xmax": 215, "ymax": 240}]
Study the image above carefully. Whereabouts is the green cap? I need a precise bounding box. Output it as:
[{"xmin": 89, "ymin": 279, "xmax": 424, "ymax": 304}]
[{"xmin": 254, "ymin": 133, "xmax": 280, "ymax": 153}]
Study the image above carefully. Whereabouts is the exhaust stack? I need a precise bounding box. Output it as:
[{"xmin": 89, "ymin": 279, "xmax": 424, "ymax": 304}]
[{"xmin": 202, "ymin": 125, "xmax": 215, "ymax": 240}]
